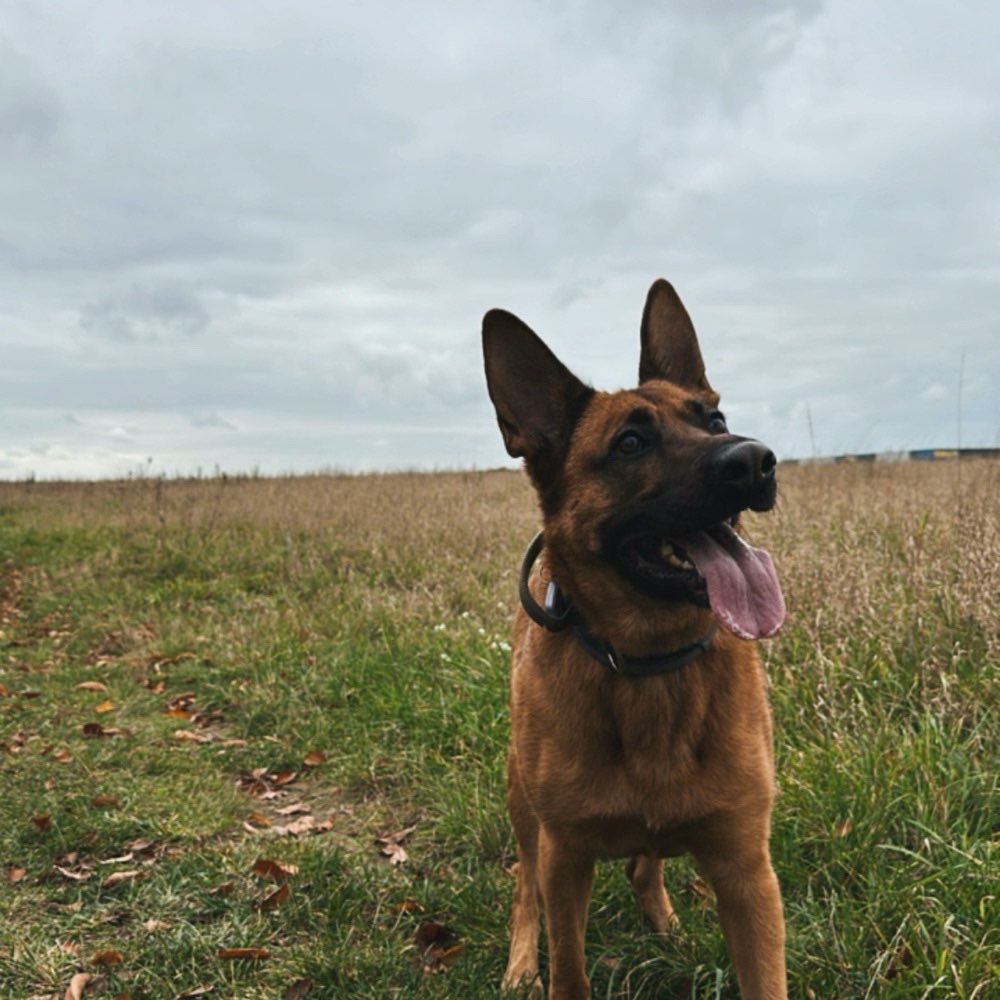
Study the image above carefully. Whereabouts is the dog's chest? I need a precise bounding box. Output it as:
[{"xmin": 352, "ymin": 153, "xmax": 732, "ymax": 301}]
[{"xmin": 516, "ymin": 675, "xmax": 733, "ymax": 838}]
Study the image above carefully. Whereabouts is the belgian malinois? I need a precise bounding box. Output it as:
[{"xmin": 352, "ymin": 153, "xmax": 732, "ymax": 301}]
[{"xmin": 482, "ymin": 279, "xmax": 787, "ymax": 999}]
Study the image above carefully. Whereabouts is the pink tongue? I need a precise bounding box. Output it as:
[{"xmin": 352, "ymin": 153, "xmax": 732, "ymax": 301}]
[{"xmin": 680, "ymin": 525, "xmax": 785, "ymax": 640}]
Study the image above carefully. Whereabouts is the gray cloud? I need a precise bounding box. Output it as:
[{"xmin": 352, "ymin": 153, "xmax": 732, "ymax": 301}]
[{"xmin": 1, "ymin": 0, "xmax": 998, "ymax": 478}]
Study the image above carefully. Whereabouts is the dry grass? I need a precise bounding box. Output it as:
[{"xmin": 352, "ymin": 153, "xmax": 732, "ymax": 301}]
[{"xmin": 0, "ymin": 459, "xmax": 997, "ymax": 998}]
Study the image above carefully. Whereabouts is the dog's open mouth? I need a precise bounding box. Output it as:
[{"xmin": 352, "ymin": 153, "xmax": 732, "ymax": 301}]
[{"xmin": 619, "ymin": 521, "xmax": 785, "ymax": 640}]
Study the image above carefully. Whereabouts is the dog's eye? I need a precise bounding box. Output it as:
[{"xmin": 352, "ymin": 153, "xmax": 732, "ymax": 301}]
[
  {"xmin": 614, "ymin": 430, "xmax": 647, "ymax": 457},
  {"xmin": 707, "ymin": 411, "xmax": 727, "ymax": 434}
]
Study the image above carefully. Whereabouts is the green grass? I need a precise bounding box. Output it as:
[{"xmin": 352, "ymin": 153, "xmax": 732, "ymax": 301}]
[{"xmin": 0, "ymin": 464, "xmax": 997, "ymax": 998}]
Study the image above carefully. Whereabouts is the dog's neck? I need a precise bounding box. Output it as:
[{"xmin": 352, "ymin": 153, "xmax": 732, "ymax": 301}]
[{"xmin": 518, "ymin": 532, "xmax": 718, "ymax": 677}]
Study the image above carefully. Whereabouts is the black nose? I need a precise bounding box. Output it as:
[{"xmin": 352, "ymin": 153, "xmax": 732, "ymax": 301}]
[{"xmin": 712, "ymin": 439, "xmax": 776, "ymax": 492}]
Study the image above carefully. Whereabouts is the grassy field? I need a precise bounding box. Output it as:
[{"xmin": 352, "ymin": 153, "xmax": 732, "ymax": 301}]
[{"xmin": 0, "ymin": 461, "xmax": 997, "ymax": 999}]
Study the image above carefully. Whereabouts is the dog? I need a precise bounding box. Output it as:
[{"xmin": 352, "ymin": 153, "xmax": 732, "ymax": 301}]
[{"xmin": 482, "ymin": 279, "xmax": 787, "ymax": 999}]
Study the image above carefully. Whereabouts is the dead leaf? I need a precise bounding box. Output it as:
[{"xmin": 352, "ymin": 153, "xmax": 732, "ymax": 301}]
[
  {"xmin": 173, "ymin": 729, "xmax": 210, "ymax": 743},
  {"xmin": 690, "ymin": 877, "xmax": 713, "ymax": 897},
  {"xmin": 211, "ymin": 881, "xmax": 236, "ymax": 897},
  {"xmin": 175, "ymin": 988, "xmax": 213, "ymax": 999},
  {"xmin": 65, "ymin": 972, "xmax": 92, "ymax": 1000},
  {"xmin": 31, "ymin": 814, "xmax": 52, "ymax": 833},
  {"xmin": 302, "ymin": 750, "xmax": 326, "ymax": 767},
  {"xmin": 280, "ymin": 815, "xmax": 315, "ymax": 837},
  {"xmin": 99, "ymin": 852, "xmax": 135, "ymax": 865},
  {"xmin": 6, "ymin": 864, "xmax": 27, "ymax": 884},
  {"xmin": 90, "ymin": 950, "xmax": 123, "ymax": 966},
  {"xmin": 217, "ymin": 947, "xmax": 269, "ymax": 961},
  {"xmin": 143, "ymin": 918, "xmax": 171, "ymax": 932},
  {"xmin": 390, "ymin": 899, "xmax": 424, "ymax": 915},
  {"xmin": 835, "ymin": 818, "xmax": 853, "ymax": 838},
  {"xmin": 101, "ymin": 870, "xmax": 142, "ymax": 889},
  {"xmin": 163, "ymin": 708, "xmax": 194, "ymax": 719},
  {"xmin": 376, "ymin": 822, "xmax": 419, "ymax": 845},
  {"xmin": 90, "ymin": 796, "xmax": 121, "ymax": 809},
  {"xmin": 95, "ymin": 701, "xmax": 115, "ymax": 714},
  {"xmin": 271, "ymin": 770, "xmax": 297, "ymax": 786},
  {"xmin": 251, "ymin": 858, "xmax": 299, "ymax": 883},
  {"xmin": 414, "ymin": 921, "xmax": 463, "ymax": 974},
  {"xmin": 53, "ymin": 865, "xmax": 91, "ymax": 882},
  {"xmin": 284, "ymin": 979, "xmax": 313, "ymax": 999},
  {"xmin": 274, "ymin": 802, "xmax": 310, "ymax": 817},
  {"xmin": 380, "ymin": 842, "xmax": 408, "ymax": 866},
  {"xmin": 256, "ymin": 883, "xmax": 289, "ymax": 911},
  {"xmin": 76, "ymin": 681, "xmax": 108, "ymax": 692},
  {"xmin": 82, "ymin": 723, "xmax": 131, "ymax": 738},
  {"xmin": 54, "ymin": 749, "xmax": 73, "ymax": 763}
]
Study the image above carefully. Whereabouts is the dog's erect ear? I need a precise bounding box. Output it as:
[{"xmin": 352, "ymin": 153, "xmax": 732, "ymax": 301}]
[
  {"xmin": 482, "ymin": 309, "xmax": 592, "ymax": 459},
  {"xmin": 638, "ymin": 279, "xmax": 713, "ymax": 392}
]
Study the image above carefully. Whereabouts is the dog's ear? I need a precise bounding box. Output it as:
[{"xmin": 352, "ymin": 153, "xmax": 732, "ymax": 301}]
[
  {"xmin": 482, "ymin": 309, "xmax": 592, "ymax": 459},
  {"xmin": 638, "ymin": 279, "xmax": 713, "ymax": 392}
]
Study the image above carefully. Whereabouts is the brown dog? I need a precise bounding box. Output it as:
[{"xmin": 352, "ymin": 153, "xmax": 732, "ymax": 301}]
[{"xmin": 482, "ymin": 280, "xmax": 787, "ymax": 999}]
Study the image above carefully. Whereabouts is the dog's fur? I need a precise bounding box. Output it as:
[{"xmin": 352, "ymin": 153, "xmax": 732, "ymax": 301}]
[{"xmin": 482, "ymin": 280, "xmax": 787, "ymax": 999}]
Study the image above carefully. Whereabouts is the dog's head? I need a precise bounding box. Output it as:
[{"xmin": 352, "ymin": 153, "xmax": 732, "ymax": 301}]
[{"xmin": 482, "ymin": 279, "xmax": 784, "ymax": 641}]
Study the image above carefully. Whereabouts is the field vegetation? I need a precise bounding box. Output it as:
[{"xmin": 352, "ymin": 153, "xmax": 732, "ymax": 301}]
[{"xmin": 0, "ymin": 460, "xmax": 997, "ymax": 998}]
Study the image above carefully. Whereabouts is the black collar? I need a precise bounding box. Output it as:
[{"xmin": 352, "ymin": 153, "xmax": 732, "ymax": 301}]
[{"xmin": 518, "ymin": 531, "xmax": 718, "ymax": 677}]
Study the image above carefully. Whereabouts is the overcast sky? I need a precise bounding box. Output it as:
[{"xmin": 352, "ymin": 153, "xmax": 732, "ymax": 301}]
[{"xmin": 2, "ymin": 0, "xmax": 998, "ymax": 479}]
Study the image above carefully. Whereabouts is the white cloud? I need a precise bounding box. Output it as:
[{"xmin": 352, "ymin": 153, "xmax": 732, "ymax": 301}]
[{"xmin": 1, "ymin": 0, "xmax": 998, "ymax": 477}]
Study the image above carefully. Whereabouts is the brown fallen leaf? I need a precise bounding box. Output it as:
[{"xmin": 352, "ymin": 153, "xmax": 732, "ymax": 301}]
[
  {"xmin": 376, "ymin": 822, "xmax": 419, "ymax": 845},
  {"xmin": 90, "ymin": 796, "xmax": 121, "ymax": 809},
  {"xmin": 54, "ymin": 749, "xmax": 73, "ymax": 763},
  {"xmin": 143, "ymin": 918, "xmax": 171, "ymax": 932},
  {"xmin": 76, "ymin": 681, "xmax": 108, "ymax": 692},
  {"xmin": 217, "ymin": 947, "xmax": 269, "ymax": 961},
  {"xmin": 284, "ymin": 978, "xmax": 313, "ymax": 999},
  {"xmin": 31, "ymin": 814, "xmax": 52, "ymax": 833},
  {"xmin": 101, "ymin": 870, "xmax": 142, "ymax": 889},
  {"xmin": 163, "ymin": 708, "xmax": 194, "ymax": 719},
  {"xmin": 173, "ymin": 729, "xmax": 210, "ymax": 743},
  {"xmin": 82, "ymin": 723, "xmax": 131, "ymax": 738},
  {"xmin": 380, "ymin": 842, "xmax": 408, "ymax": 866},
  {"xmin": 6, "ymin": 864, "xmax": 27, "ymax": 884},
  {"xmin": 211, "ymin": 881, "xmax": 236, "ymax": 897},
  {"xmin": 256, "ymin": 883, "xmax": 290, "ymax": 911},
  {"xmin": 390, "ymin": 899, "xmax": 424, "ymax": 915},
  {"xmin": 90, "ymin": 950, "xmax": 123, "ymax": 966},
  {"xmin": 251, "ymin": 858, "xmax": 299, "ymax": 883},
  {"xmin": 274, "ymin": 802, "xmax": 310, "ymax": 817},
  {"xmin": 414, "ymin": 921, "xmax": 463, "ymax": 974},
  {"xmin": 95, "ymin": 700, "xmax": 115, "ymax": 714},
  {"xmin": 280, "ymin": 815, "xmax": 315, "ymax": 837},
  {"xmin": 100, "ymin": 852, "xmax": 135, "ymax": 865},
  {"xmin": 53, "ymin": 865, "xmax": 91, "ymax": 882},
  {"xmin": 302, "ymin": 750, "xmax": 326, "ymax": 767},
  {"xmin": 65, "ymin": 972, "xmax": 92, "ymax": 1000}
]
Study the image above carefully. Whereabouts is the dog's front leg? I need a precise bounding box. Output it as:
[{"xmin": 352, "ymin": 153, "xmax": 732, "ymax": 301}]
[
  {"xmin": 538, "ymin": 827, "xmax": 595, "ymax": 1000},
  {"xmin": 696, "ymin": 841, "xmax": 787, "ymax": 1000}
]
